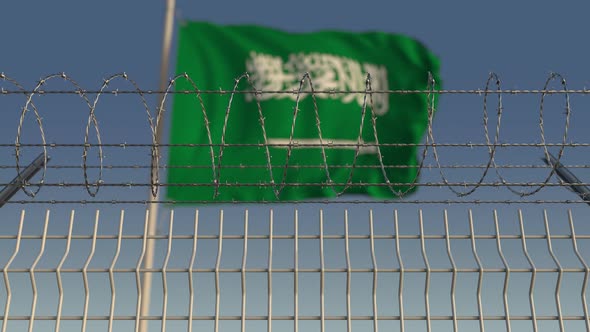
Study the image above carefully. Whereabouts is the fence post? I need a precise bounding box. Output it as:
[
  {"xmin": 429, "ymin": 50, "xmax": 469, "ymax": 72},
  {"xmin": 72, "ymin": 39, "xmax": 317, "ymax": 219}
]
[{"xmin": 140, "ymin": 0, "xmax": 176, "ymax": 331}]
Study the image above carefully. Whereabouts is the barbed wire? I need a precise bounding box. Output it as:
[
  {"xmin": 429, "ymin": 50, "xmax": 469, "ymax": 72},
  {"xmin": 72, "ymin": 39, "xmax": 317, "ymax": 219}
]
[
  {"xmin": 3, "ymin": 200, "xmax": 590, "ymax": 205},
  {"xmin": 0, "ymin": 163, "xmax": 588, "ymax": 169},
  {"xmin": 3, "ymin": 88, "xmax": 590, "ymax": 95},
  {"xmin": 1, "ymin": 71, "xmax": 585, "ymax": 203},
  {"xmin": 1, "ymin": 181, "xmax": 589, "ymax": 187}
]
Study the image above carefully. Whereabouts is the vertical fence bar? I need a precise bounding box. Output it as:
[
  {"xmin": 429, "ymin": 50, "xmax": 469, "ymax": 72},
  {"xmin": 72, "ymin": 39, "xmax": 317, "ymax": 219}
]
[
  {"xmin": 142, "ymin": 0, "xmax": 177, "ymax": 330},
  {"xmin": 161, "ymin": 211, "xmax": 173, "ymax": 332},
  {"xmin": 394, "ymin": 210, "xmax": 404, "ymax": 332},
  {"xmin": 55, "ymin": 211, "xmax": 74, "ymax": 332},
  {"xmin": 443, "ymin": 210, "xmax": 458, "ymax": 332},
  {"xmin": 569, "ymin": 210, "xmax": 590, "ymax": 331},
  {"xmin": 188, "ymin": 210, "xmax": 198, "ymax": 332},
  {"xmin": 82, "ymin": 211, "xmax": 99, "ymax": 332},
  {"xmin": 319, "ymin": 209, "xmax": 325, "ymax": 332},
  {"xmin": 494, "ymin": 210, "xmax": 511, "ymax": 332},
  {"xmin": 418, "ymin": 210, "xmax": 431, "ymax": 332},
  {"xmin": 135, "ymin": 211, "xmax": 150, "ymax": 332},
  {"xmin": 469, "ymin": 210, "xmax": 485, "ymax": 332},
  {"xmin": 2, "ymin": 211, "xmax": 25, "ymax": 332},
  {"xmin": 214, "ymin": 211, "xmax": 223, "ymax": 332},
  {"xmin": 519, "ymin": 210, "xmax": 538, "ymax": 332},
  {"xmin": 268, "ymin": 210, "xmax": 273, "ymax": 332},
  {"xmin": 544, "ymin": 210, "xmax": 564, "ymax": 332},
  {"xmin": 108, "ymin": 211, "xmax": 124, "ymax": 332},
  {"xmin": 369, "ymin": 210, "xmax": 379, "ymax": 332},
  {"xmin": 294, "ymin": 210, "xmax": 299, "ymax": 332},
  {"xmin": 28, "ymin": 211, "xmax": 49, "ymax": 332},
  {"xmin": 344, "ymin": 210, "xmax": 352, "ymax": 332},
  {"xmin": 241, "ymin": 210, "xmax": 248, "ymax": 332},
  {"xmin": 140, "ymin": 0, "xmax": 176, "ymax": 326}
]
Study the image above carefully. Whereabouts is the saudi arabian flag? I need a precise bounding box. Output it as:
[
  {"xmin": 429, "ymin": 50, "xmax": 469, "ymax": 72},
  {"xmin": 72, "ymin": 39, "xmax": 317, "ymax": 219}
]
[{"xmin": 167, "ymin": 21, "xmax": 441, "ymax": 202}]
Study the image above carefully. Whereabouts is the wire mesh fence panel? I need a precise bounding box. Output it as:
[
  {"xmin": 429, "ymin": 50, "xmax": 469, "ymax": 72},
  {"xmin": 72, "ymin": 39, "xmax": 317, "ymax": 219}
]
[
  {"xmin": 0, "ymin": 208, "xmax": 589, "ymax": 332},
  {"xmin": 1, "ymin": 72, "xmax": 590, "ymax": 331}
]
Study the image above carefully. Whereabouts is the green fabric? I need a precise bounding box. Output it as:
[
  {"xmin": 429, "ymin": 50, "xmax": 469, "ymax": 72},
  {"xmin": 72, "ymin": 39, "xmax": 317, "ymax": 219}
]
[{"xmin": 167, "ymin": 21, "xmax": 441, "ymax": 202}]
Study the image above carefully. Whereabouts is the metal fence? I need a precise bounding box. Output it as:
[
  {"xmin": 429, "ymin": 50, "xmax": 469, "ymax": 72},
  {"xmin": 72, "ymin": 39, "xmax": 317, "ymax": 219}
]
[
  {"xmin": 2, "ymin": 208, "xmax": 590, "ymax": 332},
  {"xmin": 1, "ymin": 72, "xmax": 589, "ymax": 331}
]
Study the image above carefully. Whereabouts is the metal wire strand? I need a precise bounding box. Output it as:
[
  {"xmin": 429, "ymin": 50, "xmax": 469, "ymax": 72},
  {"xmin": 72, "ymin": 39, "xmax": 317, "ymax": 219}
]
[
  {"xmin": 1, "ymin": 266, "xmax": 588, "ymax": 274},
  {"xmin": 1, "ymin": 232, "xmax": 589, "ymax": 242}
]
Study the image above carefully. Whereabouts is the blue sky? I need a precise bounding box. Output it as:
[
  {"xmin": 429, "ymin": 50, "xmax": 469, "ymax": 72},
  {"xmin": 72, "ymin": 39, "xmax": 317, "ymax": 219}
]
[
  {"xmin": 2, "ymin": 1, "xmax": 590, "ymax": 331},
  {"xmin": 2, "ymin": 0, "xmax": 590, "ymax": 205}
]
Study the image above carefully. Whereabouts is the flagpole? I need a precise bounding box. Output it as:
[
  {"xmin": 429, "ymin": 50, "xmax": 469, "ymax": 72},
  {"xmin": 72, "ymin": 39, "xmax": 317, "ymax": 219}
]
[{"xmin": 140, "ymin": 0, "xmax": 176, "ymax": 331}]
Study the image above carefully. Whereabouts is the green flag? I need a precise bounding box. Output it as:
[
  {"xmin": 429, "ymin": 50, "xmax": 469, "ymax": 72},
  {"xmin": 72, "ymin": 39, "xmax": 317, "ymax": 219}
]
[{"xmin": 167, "ymin": 21, "xmax": 441, "ymax": 202}]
